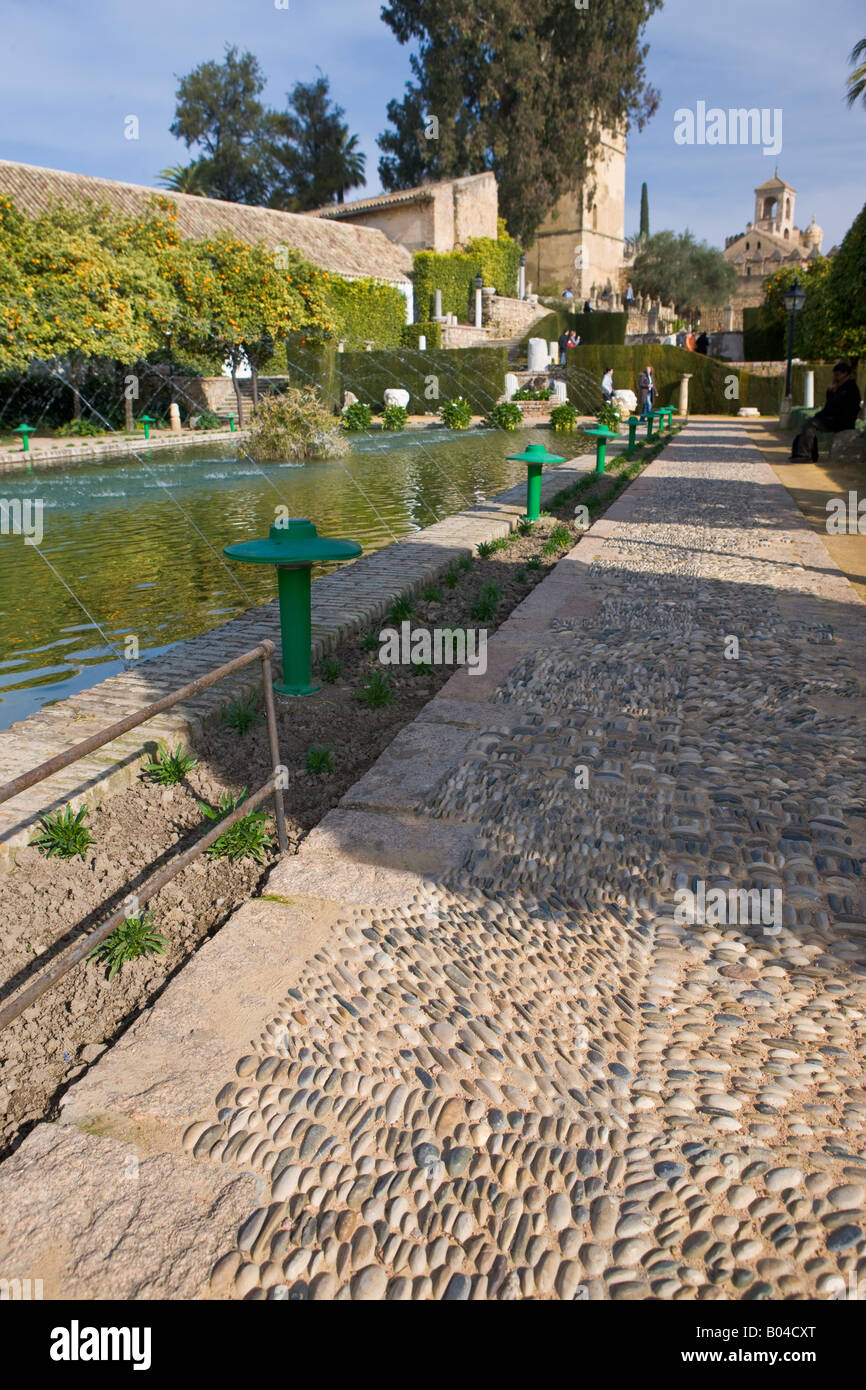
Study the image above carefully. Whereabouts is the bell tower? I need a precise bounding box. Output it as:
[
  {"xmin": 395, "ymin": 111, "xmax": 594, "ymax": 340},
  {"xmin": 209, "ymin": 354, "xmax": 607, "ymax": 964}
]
[{"xmin": 753, "ymin": 171, "xmax": 796, "ymax": 240}]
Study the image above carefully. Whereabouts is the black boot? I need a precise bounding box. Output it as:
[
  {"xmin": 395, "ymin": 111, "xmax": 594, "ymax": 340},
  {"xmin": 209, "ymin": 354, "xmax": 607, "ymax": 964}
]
[{"xmin": 811, "ymin": 436, "xmax": 819, "ymax": 462}]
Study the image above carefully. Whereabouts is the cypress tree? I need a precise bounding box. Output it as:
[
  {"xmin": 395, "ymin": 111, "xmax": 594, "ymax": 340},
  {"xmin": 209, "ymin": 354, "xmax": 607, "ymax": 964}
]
[{"xmin": 640, "ymin": 182, "xmax": 650, "ymax": 239}]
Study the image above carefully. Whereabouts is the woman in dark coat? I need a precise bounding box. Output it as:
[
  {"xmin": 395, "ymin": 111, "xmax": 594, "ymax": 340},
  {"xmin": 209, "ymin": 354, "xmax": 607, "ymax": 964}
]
[{"xmin": 638, "ymin": 365, "xmax": 655, "ymax": 418}]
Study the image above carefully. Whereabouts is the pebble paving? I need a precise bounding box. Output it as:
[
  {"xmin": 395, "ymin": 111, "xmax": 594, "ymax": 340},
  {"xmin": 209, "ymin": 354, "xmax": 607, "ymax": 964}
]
[{"xmin": 189, "ymin": 425, "xmax": 866, "ymax": 1299}]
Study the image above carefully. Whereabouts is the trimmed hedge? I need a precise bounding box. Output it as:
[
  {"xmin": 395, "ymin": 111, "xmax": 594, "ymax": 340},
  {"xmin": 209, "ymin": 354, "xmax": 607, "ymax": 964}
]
[
  {"xmin": 401, "ymin": 321, "xmax": 442, "ymax": 350},
  {"xmin": 567, "ymin": 344, "xmax": 785, "ymax": 416},
  {"xmin": 325, "ymin": 276, "xmax": 406, "ymax": 350},
  {"xmin": 743, "ymin": 306, "xmax": 785, "ymax": 362},
  {"xmin": 413, "ymin": 250, "xmax": 478, "ymax": 324},
  {"xmin": 284, "ymin": 338, "xmax": 340, "ymax": 412},
  {"xmin": 465, "ymin": 234, "xmax": 521, "ymax": 298},
  {"xmin": 338, "ymin": 347, "xmax": 508, "ymax": 415},
  {"xmin": 520, "ymin": 309, "xmax": 626, "ymax": 349}
]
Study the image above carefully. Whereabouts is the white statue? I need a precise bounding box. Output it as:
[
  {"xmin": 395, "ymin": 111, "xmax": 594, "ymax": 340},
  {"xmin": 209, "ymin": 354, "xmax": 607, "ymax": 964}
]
[{"xmin": 384, "ymin": 389, "xmax": 411, "ymax": 410}]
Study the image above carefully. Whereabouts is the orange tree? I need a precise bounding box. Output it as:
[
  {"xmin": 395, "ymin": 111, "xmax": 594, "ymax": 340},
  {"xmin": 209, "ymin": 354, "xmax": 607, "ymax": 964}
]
[
  {"xmin": 169, "ymin": 233, "xmax": 333, "ymax": 424},
  {"xmin": 0, "ymin": 196, "xmax": 38, "ymax": 374}
]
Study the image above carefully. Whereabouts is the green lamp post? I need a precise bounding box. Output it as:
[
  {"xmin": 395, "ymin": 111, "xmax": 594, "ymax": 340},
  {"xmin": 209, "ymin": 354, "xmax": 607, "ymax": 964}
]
[
  {"xmin": 583, "ymin": 424, "xmax": 618, "ymax": 474},
  {"xmin": 626, "ymin": 415, "xmax": 641, "ymax": 454},
  {"xmin": 227, "ymin": 414, "xmax": 236, "ymax": 433},
  {"xmin": 224, "ymin": 518, "xmax": 362, "ymax": 697},
  {"xmin": 645, "ymin": 411, "xmax": 656, "ymax": 442},
  {"xmin": 139, "ymin": 413, "xmax": 156, "ymax": 441},
  {"xmin": 14, "ymin": 424, "xmax": 36, "ymax": 453},
  {"xmin": 507, "ymin": 442, "xmax": 566, "ymax": 521}
]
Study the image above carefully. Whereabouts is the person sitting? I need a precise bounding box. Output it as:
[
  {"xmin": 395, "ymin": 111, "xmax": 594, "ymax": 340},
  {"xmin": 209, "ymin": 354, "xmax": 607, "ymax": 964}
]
[
  {"xmin": 601, "ymin": 367, "xmax": 614, "ymax": 403},
  {"xmin": 561, "ymin": 286, "xmax": 575, "ymax": 301},
  {"xmin": 583, "ymin": 299, "xmax": 593, "ymax": 314},
  {"xmin": 790, "ymin": 361, "xmax": 862, "ymax": 461}
]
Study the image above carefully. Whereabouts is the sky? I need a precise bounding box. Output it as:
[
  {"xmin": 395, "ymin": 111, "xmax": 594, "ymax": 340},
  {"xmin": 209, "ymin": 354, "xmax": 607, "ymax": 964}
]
[{"xmin": 0, "ymin": 0, "xmax": 863, "ymax": 252}]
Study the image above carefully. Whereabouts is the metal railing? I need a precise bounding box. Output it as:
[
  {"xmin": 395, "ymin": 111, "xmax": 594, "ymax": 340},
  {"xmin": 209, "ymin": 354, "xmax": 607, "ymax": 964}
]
[{"xmin": 0, "ymin": 641, "xmax": 287, "ymax": 1032}]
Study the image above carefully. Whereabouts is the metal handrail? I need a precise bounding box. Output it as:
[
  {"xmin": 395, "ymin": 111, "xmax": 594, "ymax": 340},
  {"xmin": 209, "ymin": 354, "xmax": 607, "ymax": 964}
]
[{"xmin": 0, "ymin": 641, "xmax": 288, "ymax": 1032}]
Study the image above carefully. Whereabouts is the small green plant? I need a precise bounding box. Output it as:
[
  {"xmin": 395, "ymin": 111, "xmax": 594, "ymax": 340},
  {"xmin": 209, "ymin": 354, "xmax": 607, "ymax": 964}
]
[
  {"xmin": 457, "ymin": 554, "xmax": 473, "ymax": 573},
  {"xmin": 410, "ymin": 658, "xmax": 434, "ymax": 676},
  {"xmin": 527, "ymin": 556, "xmax": 541, "ymax": 571},
  {"xmin": 443, "ymin": 568, "xmax": 460, "ymax": 589},
  {"xmin": 305, "ymin": 745, "xmax": 334, "ymax": 776},
  {"xmin": 29, "ymin": 803, "xmax": 94, "ymax": 860},
  {"xmin": 513, "ymin": 386, "xmax": 554, "ymax": 401},
  {"xmin": 542, "ymin": 523, "xmax": 573, "ymax": 556},
  {"xmin": 550, "ymin": 402, "xmax": 579, "ymax": 432},
  {"xmin": 321, "ymin": 657, "xmax": 342, "ymax": 682},
  {"xmin": 517, "ymin": 517, "xmax": 534, "ymax": 537},
  {"xmin": 357, "ymin": 669, "xmax": 393, "ymax": 708},
  {"xmin": 362, "ymin": 633, "xmax": 380, "ymax": 653},
  {"xmin": 342, "ymin": 401, "xmax": 373, "ymax": 431},
  {"xmin": 56, "ymin": 418, "xmax": 105, "ymax": 437},
  {"xmin": 199, "ymin": 790, "xmax": 274, "ymax": 863},
  {"xmin": 515, "ymin": 569, "xmax": 527, "ymax": 583},
  {"xmin": 388, "ymin": 594, "xmax": 413, "ymax": 623},
  {"xmin": 596, "ymin": 402, "xmax": 621, "ymax": 432},
  {"xmin": 88, "ymin": 911, "xmax": 167, "ymax": 979},
  {"xmin": 470, "ymin": 582, "xmax": 503, "ymax": 622},
  {"xmin": 490, "ymin": 537, "xmax": 509, "ymax": 552},
  {"xmin": 476, "ymin": 540, "xmax": 495, "ymax": 559},
  {"xmin": 420, "ymin": 584, "xmax": 442, "ymax": 603},
  {"xmin": 221, "ymin": 692, "xmax": 262, "ymax": 736},
  {"xmin": 440, "ymin": 397, "xmax": 473, "ymax": 430},
  {"xmin": 142, "ymin": 743, "xmax": 198, "ymax": 786},
  {"xmin": 381, "ymin": 404, "xmax": 408, "ymax": 431},
  {"xmin": 488, "ymin": 401, "xmax": 523, "ymax": 430}
]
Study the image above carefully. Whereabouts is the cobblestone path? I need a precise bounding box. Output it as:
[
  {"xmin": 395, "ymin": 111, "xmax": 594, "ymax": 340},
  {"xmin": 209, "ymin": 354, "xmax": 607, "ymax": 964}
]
[{"xmin": 5, "ymin": 421, "xmax": 866, "ymax": 1301}]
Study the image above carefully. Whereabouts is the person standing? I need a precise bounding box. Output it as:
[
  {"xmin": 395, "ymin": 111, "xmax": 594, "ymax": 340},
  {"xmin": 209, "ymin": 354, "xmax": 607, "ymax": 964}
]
[
  {"xmin": 558, "ymin": 326, "xmax": 571, "ymax": 365},
  {"xmin": 685, "ymin": 328, "xmax": 696, "ymax": 352},
  {"xmin": 696, "ymin": 330, "xmax": 709, "ymax": 355},
  {"xmin": 601, "ymin": 367, "xmax": 614, "ymax": 403},
  {"xmin": 625, "ymin": 282, "xmax": 635, "ymax": 308},
  {"xmin": 584, "ymin": 299, "xmax": 594, "ymax": 314},
  {"xmin": 638, "ymin": 364, "xmax": 655, "ymax": 418}
]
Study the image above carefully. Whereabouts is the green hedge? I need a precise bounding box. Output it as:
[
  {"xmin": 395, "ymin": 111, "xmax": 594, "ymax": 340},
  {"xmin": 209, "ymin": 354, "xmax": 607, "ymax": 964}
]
[
  {"xmin": 325, "ymin": 276, "xmax": 406, "ymax": 350},
  {"xmin": 566, "ymin": 344, "xmax": 785, "ymax": 415},
  {"xmin": 743, "ymin": 307, "xmax": 785, "ymax": 361},
  {"xmin": 338, "ymin": 347, "xmax": 508, "ymax": 415},
  {"xmin": 465, "ymin": 235, "xmax": 521, "ymax": 298},
  {"xmin": 401, "ymin": 321, "xmax": 442, "ymax": 349},
  {"xmin": 413, "ymin": 250, "xmax": 478, "ymax": 323},
  {"xmin": 572, "ymin": 312, "xmax": 627, "ymax": 346},
  {"xmin": 284, "ymin": 337, "xmax": 340, "ymax": 411}
]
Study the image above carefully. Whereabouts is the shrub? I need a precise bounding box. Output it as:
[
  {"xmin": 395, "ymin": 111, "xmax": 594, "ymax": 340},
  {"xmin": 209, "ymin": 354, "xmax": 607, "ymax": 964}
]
[
  {"xmin": 420, "ymin": 584, "xmax": 442, "ymax": 603},
  {"xmin": 381, "ymin": 403, "xmax": 408, "ymax": 431},
  {"xmin": 362, "ymin": 633, "xmax": 379, "ymax": 652},
  {"xmin": 527, "ymin": 556, "xmax": 541, "ymax": 571},
  {"xmin": 488, "ymin": 401, "xmax": 523, "ymax": 430},
  {"xmin": 247, "ymin": 387, "xmax": 347, "ymax": 461},
  {"xmin": 321, "ymin": 657, "xmax": 342, "ymax": 682},
  {"xmin": 325, "ymin": 275, "xmax": 406, "ymax": 350},
  {"xmin": 358, "ymin": 670, "xmax": 392, "ymax": 707},
  {"xmin": 56, "ymin": 418, "xmax": 105, "ymax": 437},
  {"xmin": 543, "ymin": 523, "xmax": 573, "ymax": 555},
  {"xmin": 517, "ymin": 518, "xmax": 534, "ymax": 536},
  {"xmin": 457, "ymin": 555, "xmax": 473, "ymax": 572},
  {"xmin": 342, "ymin": 401, "xmax": 373, "ymax": 431},
  {"xmin": 443, "ymin": 568, "xmax": 460, "ymax": 588},
  {"xmin": 596, "ymin": 402, "xmax": 621, "ymax": 432},
  {"xmin": 476, "ymin": 540, "xmax": 495, "ymax": 558},
  {"xmin": 88, "ymin": 912, "xmax": 167, "ymax": 979},
  {"xmin": 221, "ymin": 692, "xmax": 262, "ymax": 736},
  {"xmin": 388, "ymin": 594, "xmax": 413, "ymax": 622},
  {"xmin": 470, "ymin": 582, "xmax": 503, "ymax": 621},
  {"xmin": 29, "ymin": 803, "xmax": 94, "ymax": 859},
  {"xmin": 305, "ymin": 745, "xmax": 334, "ymax": 776},
  {"xmin": 513, "ymin": 387, "xmax": 553, "ymax": 401},
  {"xmin": 440, "ymin": 397, "xmax": 473, "ymax": 430},
  {"xmin": 550, "ymin": 402, "xmax": 579, "ymax": 432},
  {"xmin": 142, "ymin": 743, "xmax": 197, "ymax": 786},
  {"xmin": 200, "ymin": 790, "xmax": 274, "ymax": 863}
]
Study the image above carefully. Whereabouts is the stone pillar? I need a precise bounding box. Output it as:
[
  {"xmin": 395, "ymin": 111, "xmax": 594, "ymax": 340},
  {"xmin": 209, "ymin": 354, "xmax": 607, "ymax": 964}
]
[
  {"xmin": 418, "ymin": 335, "xmax": 427, "ymax": 352},
  {"xmin": 549, "ymin": 341, "xmax": 558, "ymax": 366},
  {"xmin": 553, "ymin": 380, "xmax": 568, "ymax": 404},
  {"xmin": 518, "ymin": 263, "xmax": 526, "ymax": 300},
  {"xmin": 803, "ymin": 370, "xmax": 814, "ymax": 408},
  {"xmin": 504, "ymin": 372, "xmax": 519, "ymax": 401},
  {"xmin": 475, "ymin": 288, "xmax": 483, "ymax": 330},
  {"xmin": 169, "ymin": 402, "xmax": 181, "ymax": 434},
  {"xmin": 779, "ymin": 395, "xmax": 793, "ymax": 428},
  {"xmin": 527, "ymin": 338, "xmax": 548, "ymax": 372},
  {"xmin": 724, "ymin": 303, "xmax": 735, "ymax": 333},
  {"xmin": 678, "ymin": 373, "xmax": 693, "ymax": 416},
  {"xmin": 434, "ymin": 290, "xmax": 443, "ymax": 321}
]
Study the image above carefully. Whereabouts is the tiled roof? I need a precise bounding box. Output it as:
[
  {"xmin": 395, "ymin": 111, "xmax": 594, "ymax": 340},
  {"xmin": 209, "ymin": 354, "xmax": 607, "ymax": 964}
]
[
  {"xmin": 0, "ymin": 160, "xmax": 413, "ymax": 283},
  {"xmin": 311, "ymin": 171, "xmax": 493, "ymax": 221}
]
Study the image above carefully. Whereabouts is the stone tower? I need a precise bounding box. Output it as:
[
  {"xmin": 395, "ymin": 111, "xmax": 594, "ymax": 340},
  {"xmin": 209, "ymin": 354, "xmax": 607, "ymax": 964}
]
[
  {"xmin": 529, "ymin": 128, "xmax": 627, "ymax": 302},
  {"xmin": 753, "ymin": 171, "xmax": 797, "ymax": 241}
]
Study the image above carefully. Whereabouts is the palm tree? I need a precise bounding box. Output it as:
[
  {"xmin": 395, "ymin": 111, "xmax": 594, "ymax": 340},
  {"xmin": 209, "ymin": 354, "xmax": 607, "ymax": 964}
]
[
  {"xmin": 847, "ymin": 38, "xmax": 866, "ymax": 110},
  {"xmin": 156, "ymin": 162, "xmax": 210, "ymax": 196},
  {"xmin": 335, "ymin": 133, "xmax": 367, "ymax": 204}
]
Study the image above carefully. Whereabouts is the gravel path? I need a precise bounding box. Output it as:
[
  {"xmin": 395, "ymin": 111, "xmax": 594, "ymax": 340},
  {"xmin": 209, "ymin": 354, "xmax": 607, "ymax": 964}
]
[{"xmin": 8, "ymin": 420, "xmax": 866, "ymax": 1301}]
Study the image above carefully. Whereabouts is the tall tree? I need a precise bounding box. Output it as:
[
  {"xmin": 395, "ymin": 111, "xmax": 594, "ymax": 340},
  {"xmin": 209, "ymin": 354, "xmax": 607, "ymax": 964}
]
[
  {"xmin": 823, "ymin": 200, "xmax": 866, "ymax": 361},
  {"xmin": 631, "ymin": 230, "xmax": 737, "ymax": 317},
  {"xmin": 640, "ymin": 182, "xmax": 650, "ymax": 239},
  {"xmin": 156, "ymin": 162, "xmax": 211, "ymax": 197},
  {"xmin": 266, "ymin": 76, "xmax": 367, "ymax": 211},
  {"xmin": 377, "ymin": 0, "xmax": 661, "ymax": 242},
  {"xmin": 169, "ymin": 46, "xmax": 270, "ymax": 204},
  {"xmin": 847, "ymin": 37, "xmax": 866, "ymax": 111}
]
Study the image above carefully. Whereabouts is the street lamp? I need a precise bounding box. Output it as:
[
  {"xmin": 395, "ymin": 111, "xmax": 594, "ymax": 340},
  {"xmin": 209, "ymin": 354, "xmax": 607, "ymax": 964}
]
[{"xmin": 783, "ymin": 278, "xmax": 806, "ymax": 398}]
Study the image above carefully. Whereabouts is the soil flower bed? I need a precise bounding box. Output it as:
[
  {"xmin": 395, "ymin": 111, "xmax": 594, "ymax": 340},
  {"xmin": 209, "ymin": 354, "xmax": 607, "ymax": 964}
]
[{"xmin": 0, "ymin": 429, "xmax": 678, "ymax": 1158}]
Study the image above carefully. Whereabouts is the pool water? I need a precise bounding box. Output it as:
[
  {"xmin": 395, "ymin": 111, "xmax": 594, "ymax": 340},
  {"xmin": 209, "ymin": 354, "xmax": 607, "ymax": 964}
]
[{"xmin": 0, "ymin": 426, "xmax": 558, "ymax": 731}]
